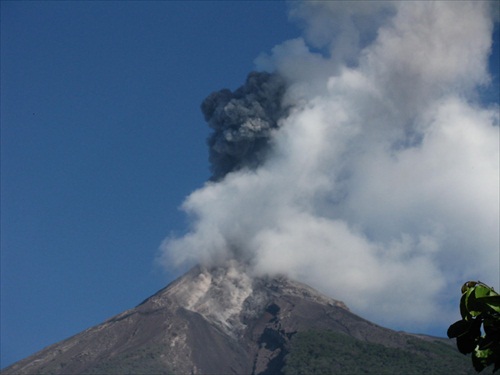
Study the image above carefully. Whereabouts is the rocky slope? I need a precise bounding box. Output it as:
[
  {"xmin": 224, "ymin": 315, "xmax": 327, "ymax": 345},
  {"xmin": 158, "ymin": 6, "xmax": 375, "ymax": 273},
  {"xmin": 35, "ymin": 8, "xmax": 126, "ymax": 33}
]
[{"xmin": 2, "ymin": 262, "xmax": 471, "ymax": 374}]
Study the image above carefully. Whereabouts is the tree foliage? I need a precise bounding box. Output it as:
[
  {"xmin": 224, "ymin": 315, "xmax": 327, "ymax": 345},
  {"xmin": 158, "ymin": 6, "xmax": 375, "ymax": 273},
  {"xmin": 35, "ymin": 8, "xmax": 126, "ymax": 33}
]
[
  {"xmin": 448, "ymin": 281, "xmax": 500, "ymax": 373},
  {"xmin": 284, "ymin": 330, "xmax": 474, "ymax": 375}
]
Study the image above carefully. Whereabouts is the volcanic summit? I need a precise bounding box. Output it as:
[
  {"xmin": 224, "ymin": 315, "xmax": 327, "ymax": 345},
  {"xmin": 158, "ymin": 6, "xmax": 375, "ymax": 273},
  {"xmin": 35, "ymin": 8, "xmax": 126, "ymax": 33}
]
[{"xmin": 3, "ymin": 262, "xmax": 472, "ymax": 374}]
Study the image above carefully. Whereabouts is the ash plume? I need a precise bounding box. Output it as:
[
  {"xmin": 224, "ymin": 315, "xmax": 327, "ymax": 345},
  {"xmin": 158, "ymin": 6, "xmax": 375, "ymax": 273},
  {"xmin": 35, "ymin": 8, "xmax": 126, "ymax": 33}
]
[
  {"xmin": 201, "ymin": 71, "xmax": 287, "ymax": 180},
  {"xmin": 161, "ymin": 1, "xmax": 499, "ymax": 334}
]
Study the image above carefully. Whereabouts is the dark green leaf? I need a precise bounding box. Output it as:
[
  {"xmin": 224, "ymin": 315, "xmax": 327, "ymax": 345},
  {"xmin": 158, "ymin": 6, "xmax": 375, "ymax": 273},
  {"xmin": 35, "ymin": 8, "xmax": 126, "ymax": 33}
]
[
  {"xmin": 447, "ymin": 320, "xmax": 472, "ymax": 338},
  {"xmin": 466, "ymin": 289, "xmax": 487, "ymax": 317},
  {"xmin": 472, "ymin": 351, "xmax": 488, "ymax": 372},
  {"xmin": 478, "ymin": 335, "xmax": 500, "ymax": 350},
  {"xmin": 457, "ymin": 334, "xmax": 478, "ymax": 354},
  {"xmin": 461, "ymin": 291, "xmax": 472, "ymax": 320},
  {"xmin": 477, "ymin": 295, "xmax": 500, "ymax": 304},
  {"xmin": 478, "ymin": 295, "xmax": 500, "ymax": 313},
  {"xmin": 484, "ymin": 319, "xmax": 500, "ymax": 336}
]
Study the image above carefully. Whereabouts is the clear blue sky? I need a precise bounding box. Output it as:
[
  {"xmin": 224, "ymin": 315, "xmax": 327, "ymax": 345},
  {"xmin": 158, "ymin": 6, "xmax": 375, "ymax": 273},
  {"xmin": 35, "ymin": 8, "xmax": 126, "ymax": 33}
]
[
  {"xmin": 0, "ymin": 1, "xmax": 299, "ymax": 367},
  {"xmin": 1, "ymin": 1, "xmax": 499, "ymax": 370}
]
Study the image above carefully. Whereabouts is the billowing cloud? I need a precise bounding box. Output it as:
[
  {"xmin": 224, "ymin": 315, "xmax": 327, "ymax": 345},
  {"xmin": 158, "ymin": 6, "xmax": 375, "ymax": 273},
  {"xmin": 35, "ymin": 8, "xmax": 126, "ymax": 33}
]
[{"xmin": 160, "ymin": 1, "xmax": 499, "ymax": 333}]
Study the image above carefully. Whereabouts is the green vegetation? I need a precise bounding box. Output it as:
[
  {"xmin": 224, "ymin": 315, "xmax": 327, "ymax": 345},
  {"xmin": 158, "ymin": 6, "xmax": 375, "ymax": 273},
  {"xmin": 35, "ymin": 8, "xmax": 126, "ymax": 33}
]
[
  {"xmin": 283, "ymin": 330, "xmax": 475, "ymax": 375},
  {"xmin": 448, "ymin": 281, "xmax": 500, "ymax": 373}
]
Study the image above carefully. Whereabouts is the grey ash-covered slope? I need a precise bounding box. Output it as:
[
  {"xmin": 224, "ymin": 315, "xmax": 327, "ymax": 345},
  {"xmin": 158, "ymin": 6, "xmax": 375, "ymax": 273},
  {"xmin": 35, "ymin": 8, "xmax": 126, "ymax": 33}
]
[{"xmin": 2, "ymin": 264, "xmax": 470, "ymax": 375}]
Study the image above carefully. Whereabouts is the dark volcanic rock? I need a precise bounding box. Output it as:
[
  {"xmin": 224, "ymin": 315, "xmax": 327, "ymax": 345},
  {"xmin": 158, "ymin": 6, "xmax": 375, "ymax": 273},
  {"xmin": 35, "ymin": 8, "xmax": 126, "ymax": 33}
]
[{"xmin": 2, "ymin": 263, "xmax": 468, "ymax": 374}]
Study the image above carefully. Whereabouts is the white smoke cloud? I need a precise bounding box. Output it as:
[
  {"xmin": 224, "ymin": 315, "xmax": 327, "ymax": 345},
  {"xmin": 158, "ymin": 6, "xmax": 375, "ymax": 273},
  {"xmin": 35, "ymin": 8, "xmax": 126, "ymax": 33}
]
[{"xmin": 160, "ymin": 1, "xmax": 499, "ymax": 333}]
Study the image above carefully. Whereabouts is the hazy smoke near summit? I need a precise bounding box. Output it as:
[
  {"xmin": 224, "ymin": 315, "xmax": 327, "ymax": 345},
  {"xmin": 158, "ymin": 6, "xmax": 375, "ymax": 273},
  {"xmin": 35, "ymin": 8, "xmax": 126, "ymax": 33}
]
[{"xmin": 161, "ymin": 1, "xmax": 499, "ymax": 333}]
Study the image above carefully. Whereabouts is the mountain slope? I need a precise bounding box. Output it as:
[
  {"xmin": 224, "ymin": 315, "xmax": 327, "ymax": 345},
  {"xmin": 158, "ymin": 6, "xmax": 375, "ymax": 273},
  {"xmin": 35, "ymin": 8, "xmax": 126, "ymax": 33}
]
[{"xmin": 2, "ymin": 263, "xmax": 473, "ymax": 374}]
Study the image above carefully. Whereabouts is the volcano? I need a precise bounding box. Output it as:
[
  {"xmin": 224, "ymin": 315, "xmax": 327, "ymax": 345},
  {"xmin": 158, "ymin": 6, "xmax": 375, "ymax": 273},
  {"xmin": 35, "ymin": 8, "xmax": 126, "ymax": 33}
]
[{"xmin": 2, "ymin": 263, "xmax": 472, "ymax": 374}]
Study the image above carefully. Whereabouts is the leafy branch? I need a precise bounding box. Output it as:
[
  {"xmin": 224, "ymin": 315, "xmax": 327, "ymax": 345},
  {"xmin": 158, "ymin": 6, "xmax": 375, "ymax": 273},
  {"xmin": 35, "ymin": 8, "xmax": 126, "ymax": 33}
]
[{"xmin": 448, "ymin": 281, "xmax": 500, "ymax": 373}]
